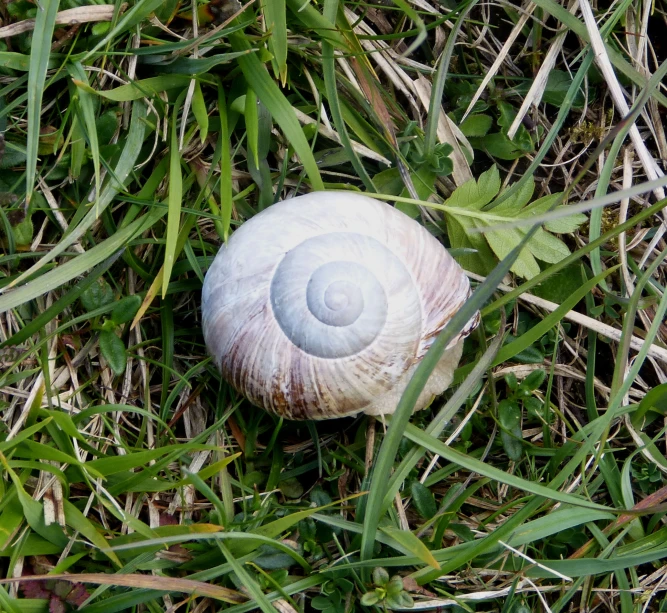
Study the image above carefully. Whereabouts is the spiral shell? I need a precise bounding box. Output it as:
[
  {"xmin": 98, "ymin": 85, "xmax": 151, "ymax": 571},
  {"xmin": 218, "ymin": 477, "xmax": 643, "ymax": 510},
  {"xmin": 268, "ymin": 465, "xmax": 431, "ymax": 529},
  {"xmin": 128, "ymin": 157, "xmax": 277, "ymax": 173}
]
[{"xmin": 202, "ymin": 192, "xmax": 478, "ymax": 420}]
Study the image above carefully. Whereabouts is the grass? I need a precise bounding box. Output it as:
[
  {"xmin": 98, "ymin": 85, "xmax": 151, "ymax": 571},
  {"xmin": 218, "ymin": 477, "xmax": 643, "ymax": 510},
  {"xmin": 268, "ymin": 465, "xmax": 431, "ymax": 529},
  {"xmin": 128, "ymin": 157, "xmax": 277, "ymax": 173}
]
[{"xmin": 1, "ymin": 0, "xmax": 667, "ymax": 611}]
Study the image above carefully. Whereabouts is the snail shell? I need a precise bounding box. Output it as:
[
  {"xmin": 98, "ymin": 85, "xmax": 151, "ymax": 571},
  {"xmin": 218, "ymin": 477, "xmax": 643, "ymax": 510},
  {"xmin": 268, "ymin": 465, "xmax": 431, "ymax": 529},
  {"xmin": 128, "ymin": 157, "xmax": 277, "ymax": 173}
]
[{"xmin": 202, "ymin": 192, "xmax": 478, "ymax": 420}]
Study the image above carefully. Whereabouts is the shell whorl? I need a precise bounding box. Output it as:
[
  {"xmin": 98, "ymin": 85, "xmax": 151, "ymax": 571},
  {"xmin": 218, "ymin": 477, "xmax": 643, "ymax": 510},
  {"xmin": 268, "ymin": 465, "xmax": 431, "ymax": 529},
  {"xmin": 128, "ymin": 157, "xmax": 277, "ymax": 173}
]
[{"xmin": 202, "ymin": 192, "xmax": 477, "ymax": 420}]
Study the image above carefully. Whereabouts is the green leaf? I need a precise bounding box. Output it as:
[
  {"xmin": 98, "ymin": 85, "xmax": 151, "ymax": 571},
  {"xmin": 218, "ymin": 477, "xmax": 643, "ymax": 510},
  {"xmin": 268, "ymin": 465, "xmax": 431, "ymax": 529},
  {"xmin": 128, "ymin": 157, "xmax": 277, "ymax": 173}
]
[
  {"xmin": 67, "ymin": 62, "xmax": 101, "ymax": 217},
  {"xmin": 484, "ymin": 227, "xmax": 540, "ymax": 279},
  {"xmin": 499, "ymin": 400, "xmax": 523, "ymax": 461},
  {"xmin": 440, "ymin": 170, "xmax": 585, "ymax": 279},
  {"xmin": 372, "ymin": 567, "xmax": 389, "ymax": 586},
  {"xmin": 12, "ymin": 216, "xmax": 33, "ymax": 246},
  {"xmin": 111, "ymin": 295, "xmax": 142, "ymax": 325},
  {"xmin": 524, "ymin": 228, "xmax": 571, "ymax": 264},
  {"xmin": 446, "ymin": 164, "xmax": 501, "ymax": 210},
  {"xmin": 99, "ymin": 330, "xmax": 127, "ymax": 376},
  {"xmin": 459, "ymin": 114, "xmax": 493, "ymax": 137},
  {"xmin": 81, "ymin": 278, "xmax": 115, "ymax": 312},
  {"xmin": 360, "ymin": 592, "xmax": 380, "ymax": 606},
  {"xmin": 217, "ymin": 83, "xmax": 233, "ymax": 240},
  {"xmin": 410, "ymin": 481, "xmax": 437, "ymax": 520},
  {"xmin": 26, "ymin": 0, "xmax": 60, "ymax": 204}
]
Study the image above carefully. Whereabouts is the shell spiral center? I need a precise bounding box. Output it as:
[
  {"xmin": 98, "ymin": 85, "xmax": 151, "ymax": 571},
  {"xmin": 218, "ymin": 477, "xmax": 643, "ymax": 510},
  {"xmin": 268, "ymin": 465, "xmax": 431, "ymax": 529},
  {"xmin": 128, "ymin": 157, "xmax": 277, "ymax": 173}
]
[{"xmin": 270, "ymin": 233, "xmax": 397, "ymax": 359}]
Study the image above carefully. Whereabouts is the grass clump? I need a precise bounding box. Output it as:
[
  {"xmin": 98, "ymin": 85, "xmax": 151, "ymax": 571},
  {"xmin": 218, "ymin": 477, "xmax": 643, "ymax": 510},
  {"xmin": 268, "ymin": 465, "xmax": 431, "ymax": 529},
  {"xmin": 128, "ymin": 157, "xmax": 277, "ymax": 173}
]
[{"xmin": 1, "ymin": 1, "xmax": 667, "ymax": 612}]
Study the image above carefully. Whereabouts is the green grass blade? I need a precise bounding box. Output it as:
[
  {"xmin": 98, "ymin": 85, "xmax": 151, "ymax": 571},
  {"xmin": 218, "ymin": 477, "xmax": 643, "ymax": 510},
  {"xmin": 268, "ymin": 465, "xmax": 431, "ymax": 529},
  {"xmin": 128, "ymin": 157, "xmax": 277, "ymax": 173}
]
[
  {"xmin": 424, "ymin": 0, "xmax": 475, "ymax": 157},
  {"xmin": 322, "ymin": 0, "xmax": 376, "ymax": 192},
  {"xmin": 360, "ymin": 213, "xmax": 546, "ymax": 571},
  {"xmin": 382, "ymin": 323, "xmax": 505, "ymax": 511},
  {"xmin": 262, "ymin": 0, "xmax": 287, "ymax": 85},
  {"xmin": 404, "ymin": 423, "xmax": 613, "ymax": 512},
  {"xmin": 217, "ymin": 82, "xmax": 233, "ymax": 240},
  {"xmin": 0, "ymin": 251, "xmax": 123, "ymax": 348},
  {"xmin": 163, "ymin": 93, "xmax": 186, "ymax": 298},
  {"xmin": 2, "ymin": 100, "xmax": 148, "ymax": 292},
  {"xmin": 25, "ymin": 0, "xmax": 60, "ymax": 204},
  {"xmin": 492, "ymin": 265, "xmax": 619, "ymax": 365},
  {"xmin": 0, "ymin": 208, "xmax": 165, "ymax": 314},
  {"xmin": 229, "ymin": 31, "xmax": 324, "ymax": 191},
  {"xmin": 66, "ymin": 61, "xmax": 102, "ymax": 213}
]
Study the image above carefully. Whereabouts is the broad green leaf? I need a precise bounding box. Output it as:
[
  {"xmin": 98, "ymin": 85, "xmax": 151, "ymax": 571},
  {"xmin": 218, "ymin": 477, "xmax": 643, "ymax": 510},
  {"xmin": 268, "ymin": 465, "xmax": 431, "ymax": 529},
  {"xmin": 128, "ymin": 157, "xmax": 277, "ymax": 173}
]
[
  {"xmin": 99, "ymin": 330, "xmax": 127, "ymax": 376},
  {"xmin": 410, "ymin": 481, "xmax": 437, "ymax": 520},
  {"xmin": 499, "ymin": 400, "xmax": 523, "ymax": 461},
  {"xmin": 111, "ymin": 296, "xmax": 142, "ymax": 325},
  {"xmin": 440, "ymin": 168, "xmax": 586, "ymax": 279},
  {"xmin": 446, "ymin": 214, "xmax": 496, "ymax": 275},
  {"xmin": 459, "ymin": 114, "xmax": 492, "ymax": 137},
  {"xmin": 545, "ymin": 208, "xmax": 588, "ymax": 233},
  {"xmin": 81, "ymin": 278, "xmax": 115, "ymax": 312},
  {"xmin": 492, "ymin": 178, "xmax": 534, "ymax": 213}
]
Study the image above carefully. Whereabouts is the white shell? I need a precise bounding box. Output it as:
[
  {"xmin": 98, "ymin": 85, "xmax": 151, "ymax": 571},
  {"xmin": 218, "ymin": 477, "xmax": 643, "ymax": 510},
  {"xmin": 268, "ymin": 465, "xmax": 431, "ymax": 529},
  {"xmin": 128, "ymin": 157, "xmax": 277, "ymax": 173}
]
[{"xmin": 202, "ymin": 192, "xmax": 478, "ymax": 420}]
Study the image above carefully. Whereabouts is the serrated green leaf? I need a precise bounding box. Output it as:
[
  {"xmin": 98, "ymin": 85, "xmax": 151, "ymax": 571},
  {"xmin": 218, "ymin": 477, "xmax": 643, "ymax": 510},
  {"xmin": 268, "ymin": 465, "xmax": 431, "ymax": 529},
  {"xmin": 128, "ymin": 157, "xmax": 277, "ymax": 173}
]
[
  {"xmin": 545, "ymin": 209, "xmax": 588, "ymax": 233},
  {"xmin": 525, "ymin": 228, "xmax": 571, "ymax": 263},
  {"xmin": 446, "ymin": 215, "xmax": 495, "ymax": 275},
  {"xmin": 492, "ymin": 178, "xmax": 535, "ymax": 213},
  {"xmin": 484, "ymin": 226, "xmax": 540, "ymax": 279},
  {"xmin": 446, "ymin": 164, "xmax": 501, "ymax": 210}
]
